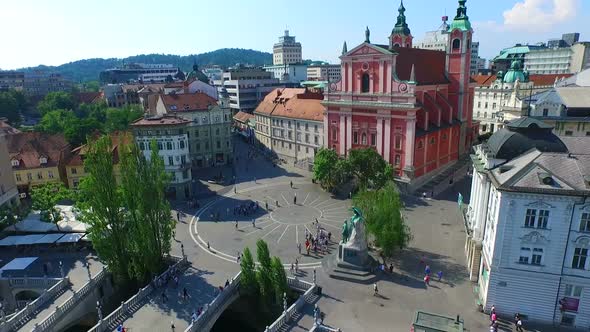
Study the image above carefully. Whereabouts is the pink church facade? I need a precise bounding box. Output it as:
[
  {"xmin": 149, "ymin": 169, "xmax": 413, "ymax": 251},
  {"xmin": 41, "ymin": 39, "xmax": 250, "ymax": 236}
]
[{"xmin": 323, "ymin": 0, "xmax": 477, "ymax": 191}]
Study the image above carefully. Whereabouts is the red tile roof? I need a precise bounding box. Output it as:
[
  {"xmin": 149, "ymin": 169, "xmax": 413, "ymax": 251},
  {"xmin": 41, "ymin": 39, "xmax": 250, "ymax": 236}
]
[
  {"xmin": 254, "ymin": 88, "xmax": 324, "ymax": 122},
  {"xmin": 393, "ymin": 47, "xmax": 449, "ymax": 85},
  {"xmin": 529, "ymin": 74, "xmax": 573, "ymax": 87},
  {"xmin": 74, "ymin": 92, "xmax": 102, "ymax": 104},
  {"xmin": 68, "ymin": 131, "xmax": 132, "ymax": 166},
  {"xmin": 160, "ymin": 93, "xmax": 217, "ymax": 112},
  {"xmin": 472, "ymin": 75, "xmax": 497, "ymax": 86},
  {"xmin": 233, "ymin": 111, "xmax": 254, "ymax": 123},
  {"xmin": 131, "ymin": 115, "xmax": 191, "ymax": 127},
  {"xmin": 0, "ymin": 120, "xmax": 21, "ymax": 135},
  {"xmin": 471, "ymin": 73, "xmax": 574, "ymax": 87},
  {"xmin": 6, "ymin": 132, "xmax": 70, "ymax": 169}
]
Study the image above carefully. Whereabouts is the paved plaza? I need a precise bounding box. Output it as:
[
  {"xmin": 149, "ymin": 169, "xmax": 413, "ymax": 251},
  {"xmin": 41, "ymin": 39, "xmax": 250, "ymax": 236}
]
[
  {"xmin": 123, "ymin": 139, "xmax": 572, "ymax": 332},
  {"xmin": 192, "ymin": 181, "xmax": 348, "ymax": 268}
]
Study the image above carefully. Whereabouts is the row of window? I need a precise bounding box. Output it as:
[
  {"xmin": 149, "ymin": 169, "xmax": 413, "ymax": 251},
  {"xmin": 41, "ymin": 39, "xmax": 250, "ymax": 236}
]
[
  {"xmin": 271, "ymin": 119, "xmax": 319, "ymax": 132},
  {"xmin": 476, "ymin": 102, "xmax": 498, "ymax": 110},
  {"xmin": 272, "ymin": 140, "xmax": 316, "ymax": 154},
  {"xmin": 15, "ymin": 171, "xmax": 55, "ymax": 182},
  {"xmin": 524, "ymin": 209, "xmax": 590, "ymax": 232},
  {"xmin": 139, "ymin": 140, "xmax": 186, "ymax": 151}
]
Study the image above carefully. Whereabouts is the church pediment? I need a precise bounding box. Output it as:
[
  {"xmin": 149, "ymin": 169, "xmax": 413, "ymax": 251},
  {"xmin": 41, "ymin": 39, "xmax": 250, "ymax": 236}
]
[
  {"xmin": 520, "ymin": 231, "xmax": 550, "ymax": 245},
  {"xmin": 344, "ymin": 43, "xmax": 393, "ymax": 57}
]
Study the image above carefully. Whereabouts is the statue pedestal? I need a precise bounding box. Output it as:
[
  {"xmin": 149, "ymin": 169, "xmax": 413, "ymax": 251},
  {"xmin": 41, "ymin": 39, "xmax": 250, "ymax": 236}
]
[{"xmin": 337, "ymin": 243, "xmax": 370, "ymax": 271}]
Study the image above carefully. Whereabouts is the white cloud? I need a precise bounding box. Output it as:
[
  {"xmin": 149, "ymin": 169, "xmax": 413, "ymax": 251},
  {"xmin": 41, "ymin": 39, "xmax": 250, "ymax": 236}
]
[
  {"xmin": 473, "ymin": 0, "xmax": 579, "ymax": 33},
  {"xmin": 502, "ymin": 0, "xmax": 579, "ymax": 32}
]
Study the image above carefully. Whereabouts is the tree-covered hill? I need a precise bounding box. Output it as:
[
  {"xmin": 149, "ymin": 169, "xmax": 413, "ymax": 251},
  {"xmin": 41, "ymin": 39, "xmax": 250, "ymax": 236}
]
[{"xmin": 16, "ymin": 48, "xmax": 272, "ymax": 82}]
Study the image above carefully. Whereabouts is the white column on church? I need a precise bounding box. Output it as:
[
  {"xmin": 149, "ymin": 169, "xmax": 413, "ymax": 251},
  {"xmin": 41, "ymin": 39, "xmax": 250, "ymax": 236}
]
[
  {"xmin": 323, "ymin": 112, "xmax": 329, "ymax": 148},
  {"xmin": 404, "ymin": 118, "xmax": 416, "ymax": 168},
  {"xmin": 339, "ymin": 115, "xmax": 346, "ymax": 155},
  {"xmin": 348, "ymin": 62, "xmax": 353, "ymax": 93},
  {"xmin": 342, "ymin": 63, "xmax": 347, "ymax": 91},
  {"xmin": 377, "ymin": 60, "xmax": 385, "ymax": 93},
  {"xmin": 376, "ymin": 118, "xmax": 383, "ymax": 156},
  {"xmin": 383, "ymin": 118, "xmax": 391, "ymax": 163},
  {"xmin": 346, "ymin": 115, "xmax": 352, "ymax": 155}
]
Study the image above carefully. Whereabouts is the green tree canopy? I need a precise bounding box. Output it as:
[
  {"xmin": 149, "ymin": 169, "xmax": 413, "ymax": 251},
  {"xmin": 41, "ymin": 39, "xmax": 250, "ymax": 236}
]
[
  {"xmin": 30, "ymin": 182, "xmax": 75, "ymax": 227},
  {"xmin": 0, "ymin": 91, "xmax": 20, "ymax": 125},
  {"xmin": 270, "ymin": 256, "xmax": 288, "ymax": 305},
  {"xmin": 313, "ymin": 148, "xmax": 348, "ymax": 191},
  {"xmin": 83, "ymin": 81, "xmax": 101, "ymax": 92},
  {"xmin": 348, "ymin": 148, "xmax": 393, "ymax": 189},
  {"xmin": 37, "ymin": 92, "xmax": 77, "ymax": 116},
  {"xmin": 256, "ymin": 239, "xmax": 274, "ymax": 306},
  {"xmin": 78, "ymin": 135, "xmax": 130, "ymax": 280},
  {"xmin": 353, "ymin": 182, "xmax": 412, "ymax": 257},
  {"xmin": 105, "ymin": 106, "xmax": 143, "ymax": 132},
  {"xmin": 120, "ymin": 139, "xmax": 174, "ymax": 281},
  {"xmin": 240, "ymin": 247, "xmax": 257, "ymax": 296}
]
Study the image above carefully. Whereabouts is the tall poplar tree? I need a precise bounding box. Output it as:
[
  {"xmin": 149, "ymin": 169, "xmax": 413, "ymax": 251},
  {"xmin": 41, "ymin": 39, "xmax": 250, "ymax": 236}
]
[{"xmin": 78, "ymin": 135, "xmax": 131, "ymax": 280}]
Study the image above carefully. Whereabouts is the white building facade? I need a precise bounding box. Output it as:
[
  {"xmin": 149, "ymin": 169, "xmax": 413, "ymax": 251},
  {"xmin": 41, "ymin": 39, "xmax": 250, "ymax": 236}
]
[
  {"xmin": 263, "ymin": 64, "xmax": 308, "ymax": 83},
  {"xmin": 466, "ymin": 118, "xmax": 590, "ymax": 328},
  {"xmin": 306, "ymin": 63, "xmax": 341, "ymax": 82},
  {"xmin": 131, "ymin": 116, "xmax": 193, "ymax": 199}
]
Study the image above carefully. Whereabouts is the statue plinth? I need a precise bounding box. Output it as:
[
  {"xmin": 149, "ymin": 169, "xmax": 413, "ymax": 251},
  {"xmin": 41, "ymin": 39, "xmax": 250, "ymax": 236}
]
[{"xmin": 337, "ymin": 207, "xmax": 370, "ymax": 270}]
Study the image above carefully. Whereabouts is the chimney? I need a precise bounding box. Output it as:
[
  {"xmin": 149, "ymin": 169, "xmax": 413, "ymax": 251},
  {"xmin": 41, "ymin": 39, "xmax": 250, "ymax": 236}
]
[{"xmin": 183, "ymin": 80, "xmax": 189, "ymax": 94}]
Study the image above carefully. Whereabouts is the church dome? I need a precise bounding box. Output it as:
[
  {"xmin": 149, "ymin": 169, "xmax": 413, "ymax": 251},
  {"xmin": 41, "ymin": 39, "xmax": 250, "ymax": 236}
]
[
  {"xmin": 502, "ymin": 60, "xmax": 527, "ymax": 83},
  {"xmin": 186, "ymin": 64, "xmax": 210, "ymax": 84},
  {"xmin": 486, "ymin": 117, "xmax": 568, "ymax": 160}
]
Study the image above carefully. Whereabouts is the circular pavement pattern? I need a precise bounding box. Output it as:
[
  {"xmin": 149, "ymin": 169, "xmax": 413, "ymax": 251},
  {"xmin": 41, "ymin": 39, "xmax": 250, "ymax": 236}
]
[{"xmin": 189, "ymin": 181, "xmax": 350, "ymax": 269}]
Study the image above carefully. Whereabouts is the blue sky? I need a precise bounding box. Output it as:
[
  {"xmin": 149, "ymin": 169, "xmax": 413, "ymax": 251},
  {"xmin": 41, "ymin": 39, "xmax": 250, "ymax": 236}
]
[{"xmin": 1, "ymin": 0, "xmax": 589, "ymax": 70}]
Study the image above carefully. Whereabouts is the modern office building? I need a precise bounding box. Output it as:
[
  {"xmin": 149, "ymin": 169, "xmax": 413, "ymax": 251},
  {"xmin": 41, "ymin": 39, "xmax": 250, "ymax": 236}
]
[
  {"xmin": 212, "ymin": 66, "xmax": 282, "ymax": 113},
  {"xmin": 263, "ymin": 64, "xmax": 308, "ymax": 84},
  {"xmin": 23, "ymin": 71, "xmax": 73, "ymax": 96},
  {"xmin": 99, "ymin": 63, "xmax": 179, "ymax": 84},
  {"xmin": 324, "ymin": 0, "xmax": 477, "ymax": 192},
  {"xmin": 0, "ymin": 71, "xmax": 25, "ymax": 91},
  {"xmin": 466, "ymin": 117, "xmax": 590, "ymax": 328},
  {"xmin": 306, "ymin": 62, "xmax": 341, "ymax": 82},
  {"xmin": 273, "ymin": 30, "xmax": 302, "ymax": 66},
  {"xmin": 131, "ymin": 116, "xmax": 193, "ymax": 199},
  {"xmin": 254, "ymin": 88, "xmax": 324, "ymax": 165}
]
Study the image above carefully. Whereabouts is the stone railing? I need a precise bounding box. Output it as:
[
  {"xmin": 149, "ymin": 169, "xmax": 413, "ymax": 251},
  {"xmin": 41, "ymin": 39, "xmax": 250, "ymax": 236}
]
[
  {"xmin": 30, "ymin": 267, "xmax": 108, "ymax": 332},
  {"xmin": 264, "ymin": 278, "xmax": 317, "ymax": 332},
  {"xmin": 309, "ymin": 324, "xmax": 342, "ymax": 332},
  {"xmin": 184, "ymin": 271, "xmax": 241, "ymax": 332},
  {"xmin": 87, "ymin": 255, "xmax": 188, "ymax": 332},
  {"xmin": 0, "ymin": 277, "xmax": 70, "ymax": 332},
  {"xmin": 8, "ymin": 277, "xmax": 61, "ymax": 288}
]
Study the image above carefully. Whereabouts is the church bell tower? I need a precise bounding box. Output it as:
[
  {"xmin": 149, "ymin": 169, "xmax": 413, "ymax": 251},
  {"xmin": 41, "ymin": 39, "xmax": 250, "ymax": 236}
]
[{"xmin": 389, "ymin": 0, "xmax": 413, "ymax": 48}]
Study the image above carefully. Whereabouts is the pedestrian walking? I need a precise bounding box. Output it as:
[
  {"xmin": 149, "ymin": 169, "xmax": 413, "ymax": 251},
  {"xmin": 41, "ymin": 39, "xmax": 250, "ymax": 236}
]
[
  {"xmin": 265, "ymin": 201, "xmax": 268, "ymax": 210},
  {"xmin": 491, "ymin": 311, "xmax": 497, "ymax": 323},
  {"xmin": 235, "ymin": 220, "xmax": 238, "ymax": 230},
  {"xmin": 298, "ymin": 242, "xmax": 302, "ymax": 254},
  {"xmin": 424, "ymin": 274, "xmax": 430, "ymax": 286},
  {"xmin": 234, "ymin": 187, "xmax": 237, "ymax": 194},
  {"xmin": 295, "ymin": 258, "xmax": 299, "ymax": 272},
  {"xmin": 290, "ymin": 263, "xmax": 294, "ymax": 273},
  {"xmin": 177, "ymin": 212, "xmax": 180, "ymax": 221},
  {"xmin": 389, "ymin": 264, "xmax": 394, "ymax": 274},
  {"xmin": 422, "ymin": 192, "xmax": 427, "ymax": 199},
  {"xmin": 207, "ymin": 241, "xmax": 210, "ymax": 250},
  {"xmin": 191, "ymin": 311, "xmax": 198, "ymax": 322},
  {"xmin": 276, "ymin": 200, "xmax": 279, "ymax": 207},
  {"xmin": 437, "ymin": 270, "xmax": 443, "ymax": 282},
  {"xmin": 171, "ymin": 320, "xmax": 175, "ymax": 332},
  {"xmin": 225, "ymin": 279, "xmax": 230, "ymax": 287},
  {"xmin": 294, "ymin": 193, "xmax": 297, "ymax": 205},
  {"xmin": 290, "ymin": 181, "xmax": 293, "ymax": 188},
  {"xmin": 252, "ymin": 219, "xmax": 256, "ymax": 228},
  {"xmin": 373, "ymin": 283, "xmax": 378, "ymax": 296},
  {"xmin": 183, "ymin": 287, "xmax": 189, "ymax": 301},
  {"xmin": 424, "ymin": 264, "xmax": 431, "ymax": 275}
]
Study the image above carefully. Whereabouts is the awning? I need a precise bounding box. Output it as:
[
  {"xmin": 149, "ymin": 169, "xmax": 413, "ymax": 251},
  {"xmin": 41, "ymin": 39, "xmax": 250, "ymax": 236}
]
[
  {"xmin": 14, "ymin": 234, "xmax": 46, "ymax": 245},
  {"xmin": 0, "ymin": 257, "xmax": 38, "ymax": 271},
  {"xmin": 35, "ymin": 233, "xmax": 66, "ymax": 244},
  {"xmin": 56, "ymin": 233, "xmax": 85, "ymax": 243}
]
